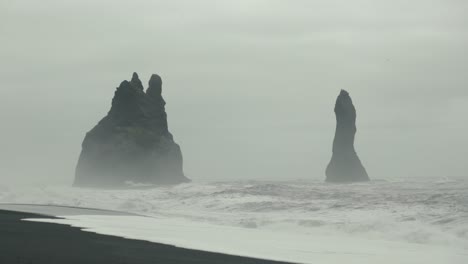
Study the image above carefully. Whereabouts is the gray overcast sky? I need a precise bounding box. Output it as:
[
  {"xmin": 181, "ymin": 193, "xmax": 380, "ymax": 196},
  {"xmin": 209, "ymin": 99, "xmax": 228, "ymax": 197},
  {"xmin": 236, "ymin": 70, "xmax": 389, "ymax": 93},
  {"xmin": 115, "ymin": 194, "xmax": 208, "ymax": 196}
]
[{"xmin": 1, "ymin": 0, "xmax": 467, "ymax": 185}]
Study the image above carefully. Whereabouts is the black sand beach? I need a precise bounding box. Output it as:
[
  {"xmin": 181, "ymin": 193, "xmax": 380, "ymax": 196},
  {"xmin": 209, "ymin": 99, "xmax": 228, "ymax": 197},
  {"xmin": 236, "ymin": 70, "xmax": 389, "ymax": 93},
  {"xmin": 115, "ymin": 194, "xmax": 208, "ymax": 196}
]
[{"xmin": 0, "ymin": 209, "xmax": 291, "ymax": 264}]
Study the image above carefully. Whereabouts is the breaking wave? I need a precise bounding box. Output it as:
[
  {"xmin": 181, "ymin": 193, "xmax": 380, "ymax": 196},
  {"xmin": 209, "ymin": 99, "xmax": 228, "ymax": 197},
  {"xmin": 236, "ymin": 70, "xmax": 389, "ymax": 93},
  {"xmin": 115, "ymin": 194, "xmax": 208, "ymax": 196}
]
[{"xmin": 1, "ymin": 178, "xmax": 468, "ymax": 249}]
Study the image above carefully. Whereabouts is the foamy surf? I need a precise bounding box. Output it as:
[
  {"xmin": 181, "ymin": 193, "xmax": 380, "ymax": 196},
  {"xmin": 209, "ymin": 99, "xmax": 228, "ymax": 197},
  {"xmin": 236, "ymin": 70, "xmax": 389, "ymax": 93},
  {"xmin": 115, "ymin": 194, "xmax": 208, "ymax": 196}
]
[
  {"xmin": 2, "ymin": 178, "xmax": 468, "ymax": 263},
  {"xmin": 24, "ymin": 214, "xmax": 466, "ymax": 264}
]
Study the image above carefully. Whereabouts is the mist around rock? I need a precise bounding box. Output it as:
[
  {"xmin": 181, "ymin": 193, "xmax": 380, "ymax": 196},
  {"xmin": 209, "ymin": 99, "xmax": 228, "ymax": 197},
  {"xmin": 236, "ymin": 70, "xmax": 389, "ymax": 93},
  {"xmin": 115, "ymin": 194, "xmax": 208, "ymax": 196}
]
[
  {"xmin": 326, "ymin": 90, "xmax": 369, "ymax": 183},
  {"xmin": 74, "ymin": 75, "xmax": 373, "ymax": 187},
  {"xmin": 74, "ymin": 73, "xmax": 189, "ymax": 188}
]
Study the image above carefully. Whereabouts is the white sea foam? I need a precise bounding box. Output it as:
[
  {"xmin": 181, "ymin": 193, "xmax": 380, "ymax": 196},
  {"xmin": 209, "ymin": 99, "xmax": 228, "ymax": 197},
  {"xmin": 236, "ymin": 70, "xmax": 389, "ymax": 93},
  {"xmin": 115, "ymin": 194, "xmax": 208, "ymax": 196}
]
[
  {"xmin": 2, "ymin": 178, "xmax": 468, "ymax": 262},
  {"xmin": 26, "ymin": 214, "xmax": 467, "ymax": 264}
]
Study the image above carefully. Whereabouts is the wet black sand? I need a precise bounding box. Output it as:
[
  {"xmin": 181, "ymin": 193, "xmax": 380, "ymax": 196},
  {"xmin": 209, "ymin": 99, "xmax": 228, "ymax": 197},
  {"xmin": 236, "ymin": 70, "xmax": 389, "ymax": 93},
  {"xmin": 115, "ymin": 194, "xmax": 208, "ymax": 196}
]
[{"xmin": 0, "ymin": 209, "xmax": 291, "ymax": 264}]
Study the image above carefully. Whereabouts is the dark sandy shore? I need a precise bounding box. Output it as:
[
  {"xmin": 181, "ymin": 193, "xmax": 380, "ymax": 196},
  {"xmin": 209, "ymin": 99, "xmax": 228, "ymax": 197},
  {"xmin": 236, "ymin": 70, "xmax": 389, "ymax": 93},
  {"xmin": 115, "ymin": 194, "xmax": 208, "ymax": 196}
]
[{"xmin": 0, "ymin": 209, "xmax": 291, "ymax": 264}]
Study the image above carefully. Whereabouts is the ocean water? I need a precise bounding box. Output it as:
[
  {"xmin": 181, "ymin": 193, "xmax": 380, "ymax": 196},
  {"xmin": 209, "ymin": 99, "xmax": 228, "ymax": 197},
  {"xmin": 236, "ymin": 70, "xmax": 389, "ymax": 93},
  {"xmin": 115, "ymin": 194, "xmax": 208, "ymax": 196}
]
[
  {"xmin": 1, "ymin": 178, "xmax": 468, "ymax": 262},
  {"xmin": 0, "ymin": 179, "xmax": 468, "ymax": 264}
]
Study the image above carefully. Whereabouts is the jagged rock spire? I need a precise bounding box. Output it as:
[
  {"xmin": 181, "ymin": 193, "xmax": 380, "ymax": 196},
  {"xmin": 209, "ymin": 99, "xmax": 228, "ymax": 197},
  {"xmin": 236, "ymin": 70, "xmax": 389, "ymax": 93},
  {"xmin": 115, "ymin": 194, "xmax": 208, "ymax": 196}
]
[
  {"xmin": 130, "ymin": 72, "xmax": 144, "ymax": 91},
  {"xmin": 325, "ymin": 90, "xmax": 369, "ymax": 182},
  {"xmin": 74, "ymin": 72, "xmax": 188, "ymax": 187},
  {"xmin": 147, "ymin": 74, "xmax": 162, "ymax": 97}
]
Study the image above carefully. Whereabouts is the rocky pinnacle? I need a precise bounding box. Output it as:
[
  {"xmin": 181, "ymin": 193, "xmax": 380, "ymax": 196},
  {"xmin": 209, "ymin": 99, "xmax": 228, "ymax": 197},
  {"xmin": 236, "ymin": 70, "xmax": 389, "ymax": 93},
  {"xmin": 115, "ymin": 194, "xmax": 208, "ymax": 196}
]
[
  {"xmin": 325, "ymin": 90, "xmax": 369, "ymax": 182},
  {"xmin": 74, "ymin": 73, "xmax": 189, "ymax": 187}
]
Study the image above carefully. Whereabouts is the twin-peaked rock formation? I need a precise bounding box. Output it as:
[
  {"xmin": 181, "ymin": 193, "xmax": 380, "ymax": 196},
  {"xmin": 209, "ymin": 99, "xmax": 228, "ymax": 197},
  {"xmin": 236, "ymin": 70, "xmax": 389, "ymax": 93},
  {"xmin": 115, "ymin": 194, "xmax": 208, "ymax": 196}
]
[
  {"xmin": 326, "ymin": 90, "xmax": 369, "ymax": 182},
  {"xmin": 74, "ymin": 73, "xmax": 189, "ymax": 187}
]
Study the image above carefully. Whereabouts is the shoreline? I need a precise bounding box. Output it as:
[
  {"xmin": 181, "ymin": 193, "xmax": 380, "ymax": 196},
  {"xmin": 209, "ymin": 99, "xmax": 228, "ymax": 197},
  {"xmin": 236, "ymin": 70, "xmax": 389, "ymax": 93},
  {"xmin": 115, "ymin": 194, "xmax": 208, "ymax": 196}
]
[{"xmin": 0, "ymin": 209, "xmax": 292, "ymax": 264}]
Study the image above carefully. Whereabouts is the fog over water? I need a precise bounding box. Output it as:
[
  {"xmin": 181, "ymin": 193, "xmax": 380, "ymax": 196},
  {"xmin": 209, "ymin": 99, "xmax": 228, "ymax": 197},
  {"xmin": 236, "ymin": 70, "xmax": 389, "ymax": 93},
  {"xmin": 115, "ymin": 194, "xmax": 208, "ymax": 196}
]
[{"xmin": 1, "ymin": 0, "xmax": 468, "ymax": 185}]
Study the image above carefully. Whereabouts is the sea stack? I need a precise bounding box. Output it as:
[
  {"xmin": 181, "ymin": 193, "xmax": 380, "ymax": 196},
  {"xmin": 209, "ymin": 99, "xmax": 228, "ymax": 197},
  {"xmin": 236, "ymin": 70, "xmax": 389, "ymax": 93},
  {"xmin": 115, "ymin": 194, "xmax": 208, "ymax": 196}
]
[
  {"xmin": 74, "ymin": 73, "xmax": 189, "ymax": 187},
  {"xmin": 326, "ymin": 90, "xmax": 369, "ymax": 182}
]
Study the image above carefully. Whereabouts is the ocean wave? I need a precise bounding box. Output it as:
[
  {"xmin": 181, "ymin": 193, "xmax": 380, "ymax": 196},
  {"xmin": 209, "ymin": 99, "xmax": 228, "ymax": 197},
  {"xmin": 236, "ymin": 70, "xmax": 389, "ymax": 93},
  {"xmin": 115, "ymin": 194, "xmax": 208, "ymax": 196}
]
[{"xmin": 1, "ymin": 179, "xmax": 468, "ymax": 248}]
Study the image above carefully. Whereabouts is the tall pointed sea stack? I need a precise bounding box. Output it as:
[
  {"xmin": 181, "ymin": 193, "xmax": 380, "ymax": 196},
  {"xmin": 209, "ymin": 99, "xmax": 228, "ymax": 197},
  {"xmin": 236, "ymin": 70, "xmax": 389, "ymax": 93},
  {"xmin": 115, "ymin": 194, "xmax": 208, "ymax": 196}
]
[
  {"xmin": 326, "ymin": 90, "xmax": 369, "ymax": 182},
  {"xmin": 74, "ymin": 73, "xmax": 189, "ymax": 187}
]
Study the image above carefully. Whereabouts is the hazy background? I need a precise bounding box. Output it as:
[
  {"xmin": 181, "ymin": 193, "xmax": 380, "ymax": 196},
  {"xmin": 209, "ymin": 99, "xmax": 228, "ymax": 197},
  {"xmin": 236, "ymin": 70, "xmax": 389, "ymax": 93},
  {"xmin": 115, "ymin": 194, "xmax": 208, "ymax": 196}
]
[{"xmin": 1, "ymin": 0, "xmax": 467, "ymax": 185}]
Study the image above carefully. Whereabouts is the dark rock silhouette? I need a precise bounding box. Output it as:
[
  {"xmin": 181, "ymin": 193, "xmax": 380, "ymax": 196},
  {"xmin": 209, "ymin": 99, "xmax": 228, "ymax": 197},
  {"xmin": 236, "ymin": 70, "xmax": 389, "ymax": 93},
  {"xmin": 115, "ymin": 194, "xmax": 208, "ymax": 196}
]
[
  {"xmin": 74, "ymin": 73, "xmax": 189, "ymax": 187},
  {"xmin": 326, "ymin": 90, "xmax": 369, "ymax": 183}
]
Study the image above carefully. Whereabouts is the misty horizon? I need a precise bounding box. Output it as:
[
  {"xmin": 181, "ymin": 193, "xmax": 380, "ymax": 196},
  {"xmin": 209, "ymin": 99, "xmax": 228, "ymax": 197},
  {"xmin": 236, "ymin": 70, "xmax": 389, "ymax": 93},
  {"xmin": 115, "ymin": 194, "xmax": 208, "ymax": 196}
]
[
  {"xmin": 2, "ymin": 2, "xmax": 468, "ymax": 264},
  {"xmin": 1, "ymin": 0, "xmax": 467, "ymax": 185}
]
